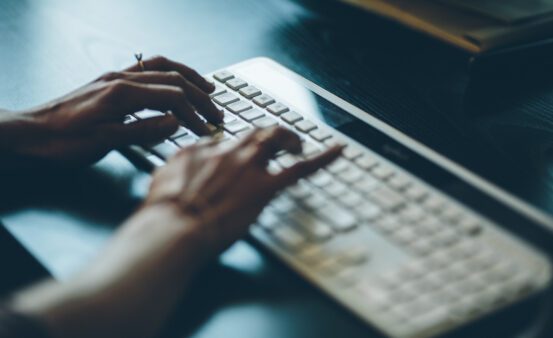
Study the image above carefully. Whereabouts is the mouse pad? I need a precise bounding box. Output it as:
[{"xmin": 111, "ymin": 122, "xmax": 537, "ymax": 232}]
[{"xmin": 437, "ymin": 0, "xmax": 553, "ymax": 23}]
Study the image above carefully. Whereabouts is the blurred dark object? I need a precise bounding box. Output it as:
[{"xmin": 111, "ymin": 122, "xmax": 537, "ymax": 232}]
[
  {"xmin": 465, "ymin": 38, "xmax": 553, "ymax": 116},
  {"xmin": 0, "ymin": 224, "xmax": 49, "ymax": 298}
]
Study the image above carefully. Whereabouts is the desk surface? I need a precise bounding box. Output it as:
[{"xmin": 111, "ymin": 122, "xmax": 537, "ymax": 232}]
[{"xmin": 1, "ymin": 0, "xmax": 553, "ymax": 337}]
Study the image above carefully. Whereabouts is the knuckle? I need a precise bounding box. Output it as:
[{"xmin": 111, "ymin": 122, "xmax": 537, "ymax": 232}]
[
  {"xmin": 174, "ymin": 87, "xmax": 187, "ymax": 99},
  {"xmin": 150, "ymin": 55, "xmax": 168, "ymax": 65},
  {"xmin": 104, "ymin": 79, "xmax": 131, "ymax": 98},
  {"xmin": 167, "ymin": 70, "xmax": 183, "ymax": 81},
  {"xmin": 100, "ymin": 71, "xmax": 123, "ymax": 82}
]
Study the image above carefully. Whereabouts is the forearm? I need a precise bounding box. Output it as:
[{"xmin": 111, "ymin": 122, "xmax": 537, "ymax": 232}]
[
  {"xmin": 0, "ymin": 109, "xmax": 49, "ymax": 170},
  {"xmin": 9, "ymin": 203, "xmax": 210, "ymax": 338}
]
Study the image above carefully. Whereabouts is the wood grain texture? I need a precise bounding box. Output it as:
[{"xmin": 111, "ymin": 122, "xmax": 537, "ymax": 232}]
[{"xmin": 1, "ymin": 0, "xmax": 552, "ymax": 337}]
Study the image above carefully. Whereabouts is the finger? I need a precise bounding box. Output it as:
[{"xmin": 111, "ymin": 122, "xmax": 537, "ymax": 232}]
[
  {"xmin": 102, "ymin": 115, "xmax": 179, "ymax": 146},
  {"xmin": 273, "ymin": 146, "xmax": 343, "ymax": 189},
  {"xmin": 103, "ymin": 80, "xmax": 211, "ymax": 135},
  {"xmin": 124, "ymin": 55, "xmax": 214, "ymax": 93},
  {"xmin": 114, "ymin": 71, "xmax": 223, "ymax": 124},
  {"xmin": 242, "ymin": 127, "xmax": 302, "ymax": 164}
]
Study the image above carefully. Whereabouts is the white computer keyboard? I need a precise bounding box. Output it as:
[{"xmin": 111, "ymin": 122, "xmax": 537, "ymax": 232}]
[{"xmin": 123, "ymin": 58, "xmax": 552, "ymax": 338}]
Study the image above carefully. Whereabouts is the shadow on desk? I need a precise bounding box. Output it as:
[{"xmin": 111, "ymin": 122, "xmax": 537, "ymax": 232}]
[{"xmin": 0, "ymin": 153, "xmax": 143, "ymax": 226}]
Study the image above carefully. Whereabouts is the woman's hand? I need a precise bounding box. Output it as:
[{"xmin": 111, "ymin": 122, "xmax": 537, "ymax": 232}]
[
  {"xmin": 9, "ymin": 127, "xmax": 342, "ymax": 338},
  {"xmin": 146, "ymin": 126, "xmax": 343, "ymax": 253},
  {"xmin": 0, "ymin": 56, "xmax": 222, "ymax": 168}
]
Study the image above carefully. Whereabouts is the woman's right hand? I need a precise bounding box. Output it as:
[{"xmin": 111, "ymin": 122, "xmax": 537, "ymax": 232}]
[
  {"xmin": 9, "ymin": 127, "xmax": 342, "ymax": 338},
  {"xmin": 146, "ymin": 126, "xmax": 343, "ymax": 254}
]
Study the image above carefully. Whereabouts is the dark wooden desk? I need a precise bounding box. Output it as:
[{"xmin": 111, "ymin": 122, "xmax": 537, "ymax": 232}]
[{"xmin": 1, "ymin": 0, "xmax": 553, "ymax": 337}]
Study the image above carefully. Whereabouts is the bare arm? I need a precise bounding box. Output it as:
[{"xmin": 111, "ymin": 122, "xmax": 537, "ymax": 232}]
[
  {"xmin": 0, "ymin": 56, "xmax": 221, "ymax": 171},
  {"xmin": 8, "ymin": 128, "xmax": 342, "ymax": 338}
]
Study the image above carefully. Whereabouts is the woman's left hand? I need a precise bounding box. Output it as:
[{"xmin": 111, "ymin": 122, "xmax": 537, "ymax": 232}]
[{"xmin": 0, "ymin": 56, "xmax": 222, "ymax": 168}]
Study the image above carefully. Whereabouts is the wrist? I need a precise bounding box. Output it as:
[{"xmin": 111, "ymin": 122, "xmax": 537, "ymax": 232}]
[
  {"xmin": 0, "ymin": 109, "xmax": 52, "ymax": 167},
  {"xmin": 10, "ymin": 203, "xmax": 215, "ymax": 338}
]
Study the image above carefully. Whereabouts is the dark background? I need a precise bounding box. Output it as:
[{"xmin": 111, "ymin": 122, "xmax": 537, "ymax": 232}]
[{"xmin": 2, "ymin": 0, "xmax": 553, "ymax": 337}]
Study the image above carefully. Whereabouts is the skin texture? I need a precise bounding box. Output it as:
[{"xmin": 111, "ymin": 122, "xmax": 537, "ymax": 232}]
[
  {"xmin": 0, "ymin": 56, "xmax": 222, "ymax": 168},
  {"xmin": 2, "ymin": 58, "xmax": 342, "ymax": 338}
]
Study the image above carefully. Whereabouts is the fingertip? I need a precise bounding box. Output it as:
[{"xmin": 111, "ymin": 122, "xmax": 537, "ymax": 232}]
[
  {"xmin": 157, "ymin": 114, "xmax": 180, "ymax": 134},
  {"xmin": 205, "ymin": 81, "xmax": 216, "ymax": 93},
  {"xmin": 195, "ymin": 123, "xmax": 211, "ymax": 137},
  {"xmin": 212, "ymin": 106, "xmax": 224, "ymax": 123}
]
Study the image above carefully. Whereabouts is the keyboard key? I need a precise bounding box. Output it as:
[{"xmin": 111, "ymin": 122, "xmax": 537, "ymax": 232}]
[
  {"xmin": 318, "ymin": 204, "xmax": 358, "ymax": 231},
  {"xmin": 354, "ymin": 203, "xmax": 381, "ymax": 220},
  {"xmin": 277, "ymin": 153, "xmax": 299, "ymax": 168},
  {"xmin": 235, "ymin": 129, "xmax": 253, "ymax": 139},
  {"xmin": 367, "ymin": 186, "xmax": 404, "ymax": 210},
  {"xmin": 398, "ymin": 204, "xmax": 426, "ymax": 223},
  {"xmin": 357, "ymin": 281, "xmax": 393, "ymax": 310},
  {"xmin": 214, "ymin": 131, "xmax": 233, "ymax": 143},
  {"xmin": 150, "ymin": 141, "xmax": 180, "ymax": 159},
  {"xmin": 204, "ymin": 77, "xmax": 215, "ymax": 85},
  {"xmin": 327, "ymin": 158, "xmax": 350, "ymax": 174},
  {"xmin": 457, "ymin": 217, "xmax": 483, "ymax": 236},
  {"xmin": 226, "ymin": 78, "xmax": 248, "ymax": 90},
  {"xmin": 239, "ymin": 108, "xmax": 265, "ymax": 122},
  {"xmin": 227, "ymin": 100, "xmax": 252, "ymax": 114},
  {"xmin": 310, "ymin": 128, "xmax": 332, "ymax": 142},
  {"xmin": 388, "ymin": 174, "xmax": 412, "ymax": 191},
  {"xmin": 431, "ymin": 228, "xmax": 460, "ymax": 247},
  {"xmin": 409, "ymin": 238, "xmax": 435, "ymax": 256},
  {"xmin": 130, "ymin": 145, "xmax": 164, "ymax": 167},
  {"xmin": 324, "ymin": 138, "xmax": 347, "ymax": 148},
  {"xmin": 323, "ymin": 180, "xmax": 348, "ymax": 197},
  {"xmin": 213, "ymin": 92, "xmax": 240, "ymax": 106},
  {"xmin": 223, "ymin": 111, "xmax": 237, "ymax": 124},
  {"xmin": 239, "ymin": 85, "xmax": 262, "ymax": 99},
  {"xmin": 405, "ymin": 184, "xmax": 429, "ymax": 201},
  {"xmin": 272, "ymin": 226, "xmax": 305, "ymax": 249},
  {"xmin": 309, "ymin": 170, "xmax": 333, "ymax": 188},
  {"xmin": 410, "ymin": 307, "xmax": 449, "ymax": 335},
  {"xmin": 170, "ymin": 126, "xmax": 188, "ymax": 139},
  {"xmin": 315, "ymin": 258, "xmax": 343, "ymax": 276},
  {"xmin": 272, "ymin": 195, "xmax": 296, "ymax": 214},
  {"xmin": 295, "ymin": 120, "xmax": 317, "ymax": 133},
  {"xmin": 355, "ymin": 155, "xmax": 379, "ymax": 170},
  {"xmin": 301, "ymin": 194, "xmax": 329, "ymax": 210},
  {"xmin": 210, "ymin": 84, "xmax": 227, "ymax": 98},
  {"xmin": 374, "ymin": 216, "xmax": 402, "ymax": 233},
  {"xmin": 352, "ymin": 175, "xmax": 379, "ymax": 194},
  {"xmin": 213, "ymin": 70, "xmax": 234, "ymax": 82},
  {"xmin": 421, "ymin": 195, "xmax": 447, "ymax": 212},
  {"xmin": 281, "ymin": 111, "xmax": 303, "ymax": 124},
  {"xmin": 339, "ymin": 191, "xmax": 363, "ymax": 208},
  {"xmin": 224, "ymin": 119, "xmax": 251, "ymax": 134},
  {"xmin": 442, "ymin": 205, "xmax": 464, "ymax": 223},
  {"xmin": 267, "ymin": 102, "xmax": 289, "ymax": 115},
  {"xmin": 339, "ymin": 246, "xmax": 369, "ymax": 265},
  {"xmin": 288, "ymin": 209, "xmax": 333, "ymax": 241},
  {"xmin": 343, "ymin": 146, "xmax": 363, "ymax": 160},
  {"xmin": 253, "ymin": 116, "xmax": 278, "ymax": 128},
  {"xmin": 253, "ymin": 94, "xmax": 276, "ymax": 107},
  {"xmin": 258, "ymin": 210, "xmax": 281, "ymax": 231},
  {"xmin": 337, "ymin": 166, "xmax": 364, "ymax": 184},
  {"xmin": 123, "ymin": 115, "xmax": 137, "ymax": 124},
  {"xmin": 206, "ymin": 122, "xmax": 223, "ymax": 135},
  {"xmin": 174, "ymin": 134, "xmax": 197, "ymax": 148},
  {"xmin": 302, "ymin": 142, "xmax": 321, "ymax": 157},
  {"xmin": 134, "ymin": 109, "xmax": 165, "ymax": 119},
  {"xmin": 287, "ymin": 181, "xmax": 312, "ymax": 199},
  {"xmin": 371, "ymin": 165, "xmax": 395, "ymax": 180}
]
